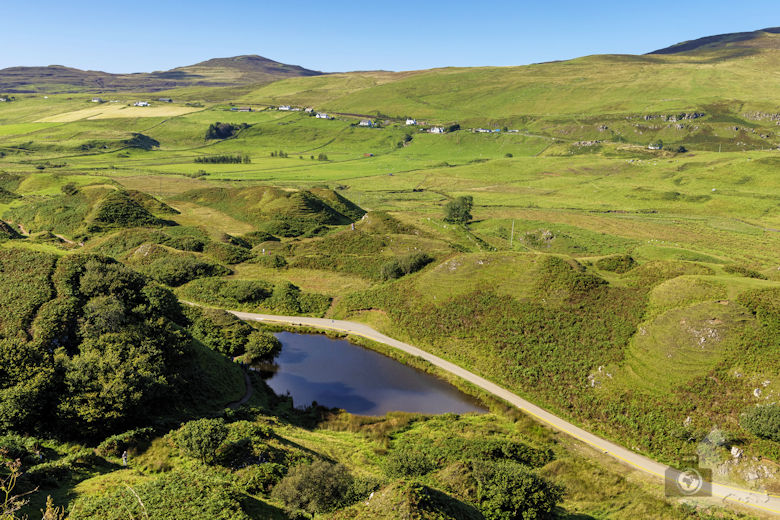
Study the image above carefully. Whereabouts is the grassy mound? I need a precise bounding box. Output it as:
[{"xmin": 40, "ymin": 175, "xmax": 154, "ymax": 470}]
[{"xmin": 125, "ymin": 243, "xmax": 231, "ymax": 286}]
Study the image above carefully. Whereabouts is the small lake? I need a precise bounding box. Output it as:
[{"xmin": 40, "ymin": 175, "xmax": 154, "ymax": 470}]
[{"xmin": 263, "ymin": 332, "xmax": 486, "ymax": 416}]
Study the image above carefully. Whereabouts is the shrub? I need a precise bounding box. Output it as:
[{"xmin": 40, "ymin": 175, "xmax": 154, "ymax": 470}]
[
  {"xmin": 271, "ymin": 460, "xmax": 354, "ymax": 514},
  {"xmin": 473, "ymin": 460, "xmax": 562, "ymax": 520},
  {"xmin": 385, "ymin": 444, "xmax": 437, "ymax": 477},
  {"xmin": 723, "ymin": 264, "xmax": 767, "ymax": 280},
  {"xmin": 595, "ymin": 254, "xmax": 637, "ymax": 273},
  {"xmin": 381, "ymin": 252, "xmax": 434, "ymax": 280},
  {"xmin": 240, "ymin": 230, "xmax": 279, "ymax": 246},
  {"xmin": 238, "ymin": 333, "xmax": 282, "ymax": 364},
  {"xmin": 741, "ymin": 405, "xmax": 780, "ymax": 442},
  {"xmin": 175, "ymin": 418, "xmax": 228, "ymax": 464},
  {"xmin": 236, "ymin": 463, "xmax": 286, "ymax": 494}
]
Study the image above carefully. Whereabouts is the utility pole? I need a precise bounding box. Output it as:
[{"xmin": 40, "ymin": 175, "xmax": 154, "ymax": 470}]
[{"xmin": 510, "ymin": 220, "xmax": 515, "ymax": 249}]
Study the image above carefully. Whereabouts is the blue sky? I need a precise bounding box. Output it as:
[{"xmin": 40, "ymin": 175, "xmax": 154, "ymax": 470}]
[{"xmin": 6, "ymin": 1, "xmax": 778, "ymax": 72}]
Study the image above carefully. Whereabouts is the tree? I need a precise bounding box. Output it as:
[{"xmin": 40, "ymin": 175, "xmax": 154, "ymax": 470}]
[
  {"xmin": 444, "ymin": 196, "xmax": 474, "ymax": 224},
  {"xmin": 175, "ymin": 418, "xmax": 228, "ymax": 464}
]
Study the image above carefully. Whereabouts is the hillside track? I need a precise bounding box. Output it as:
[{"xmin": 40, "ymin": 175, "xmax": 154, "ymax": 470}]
[{"xmin": 227, "ymin": 309, "xmax": 780, "ymax": 517}]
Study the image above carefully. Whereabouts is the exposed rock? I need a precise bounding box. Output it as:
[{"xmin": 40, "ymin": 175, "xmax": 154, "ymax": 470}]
[{"xmin": 731, "ymin": 446, "xmax": 743, "ymax": 459}]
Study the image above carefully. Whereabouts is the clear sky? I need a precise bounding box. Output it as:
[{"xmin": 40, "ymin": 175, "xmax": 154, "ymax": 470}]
[{"xmin": 5, "ymin": 1, "xmax": 778, "ymax": 73}]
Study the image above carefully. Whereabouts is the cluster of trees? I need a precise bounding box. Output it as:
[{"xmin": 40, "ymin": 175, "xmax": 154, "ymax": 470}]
[
  {"xmin": 269, "ymin": 150, "xmax": 288, "ymax": 158},
  {"xmin": 194, "ymin": 154, "xmax": 250, "ymax": 164},
  {"xmin": 381, "ymin": 252, "xmax": 433, "ymax": 280},
  {"xmin": 205, "ymin": 122, "xmax": 247, "ymax": 140},
  {"xmin": 0, "ymin": 254, "xmax": 191, "ymax": 437},
  {"xmin": 444, "ymin": 195, "xmax": 474, "ymax": 224}
]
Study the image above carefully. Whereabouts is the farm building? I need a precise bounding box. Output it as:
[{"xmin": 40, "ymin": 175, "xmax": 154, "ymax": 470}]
[
  {"xmin": 406, "ymin": 118, "xmax": 417, "ymax": 125},
  {"xmin": 91, "ymin": 98, "xmax": 104, "ymax": 103},
  {"xmin": 133, "ymin": 101, "xmax": 150, "ymax": 107},
  {"xmin": 474, "ymin": 128, "xmax": 491, "ymax": 133},
  {"xmin": 157, "ymin": 98, "xmax": 173, "ymax": 103},
  {"xmin": 430, "ymin": 126, "xmax": 445, "ymax": 134},
  {"xmin": 278, "ymin": 105, "xmax": 291, "ymax": 111},
  {"xmin": 359, "ymin": 119, "xmax": 374, "ymax": 127},
  {"xmin": 316, "ymin": 113, "xmax": 331, "ymax": 119},
  {"xmin": 304, "ymin": 107, "xmax": 314, "ymax": 113}
]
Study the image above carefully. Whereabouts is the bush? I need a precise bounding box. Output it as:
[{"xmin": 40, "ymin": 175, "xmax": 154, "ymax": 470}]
[
  {"xmin": 723, "ymin": 264, "xmax": 767, "ymax": 280},
  {"xmin": 271, "ymin": 460, "xmax": 354, "ymax": 514},
  {"xmin": 236, "ymin": 463, "xmax": 286, "ymax": 494},
  {"xmin": 595, "ymin": 254, "xmax": 636, "ymax": 273},
  {"xmin": 385, "ymin": 444, "xmax": 437, "ymax": 477},
  {"xmin": 741, "ymin": 404, "xmax": 780, "ymax": 442},
  {"xmin": 175, "ymin": 418, "xmax": 228, "ymax": 464},
  {"xmin": 238, "ymin": 333, "xmax": 282, "ymax": 364},
  {"xmin": 473, "ymin": 460, "xmax": 562, "ymax": 520},
  {"xmin": 381, "ymin": 252, "xmax": 433, "ymax": 280}
]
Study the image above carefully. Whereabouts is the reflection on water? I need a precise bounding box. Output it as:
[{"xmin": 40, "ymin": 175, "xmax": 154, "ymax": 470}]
[{"xmin": 263, "ymin": 332, "xmax": 486, "ymax": 415}]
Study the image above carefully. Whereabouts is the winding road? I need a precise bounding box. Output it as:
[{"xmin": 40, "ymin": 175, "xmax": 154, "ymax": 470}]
[{"xmin": 227, "ymin": 309, "xmax": 780, "ymax": 516}]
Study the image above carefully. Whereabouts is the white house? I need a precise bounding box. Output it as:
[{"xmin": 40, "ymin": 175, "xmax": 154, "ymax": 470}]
[
  {"xmin": 358, "ymin": 119, "xmax": 373, "ymax": 127},
  {"xmin": 0, "ymin": 98, "xmax": 6, "ymax": 102},
  {"xmin": 406, "ymin": 118, "xmax": 417, "ymax": 125},
  {"xmin": 430, "ymin": 126, "xmax": 445, "ymax": 134},
  {"xmin": 91, "ymin": 98, "xmax": 104, "ymax": 103},
  {"xmin": 133, "ymin": 101, "xmax": 150, "ymax": 107},
  {"xmin": 648, "ymin": 143, "xmax": 662, "ymax": 150},
  {"xmin": 475, "ymin": 128, "xmax": 491, "ymax": 133},
  {"xmin": 278, "ymin": 105, "xmax": 291, "ymax": 111},
  {"xmin": 304, "ymin": 107, "xmax": 314, "ymax": 113},
  {"xmin": 316, "ymin": 113, "xmax": 331, "ymax": 119}
]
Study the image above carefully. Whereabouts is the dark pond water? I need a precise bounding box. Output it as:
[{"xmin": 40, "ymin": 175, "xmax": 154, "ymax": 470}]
[{"xmin": 263, "ymin": 332, "xmax": 486, "ymax": 415}]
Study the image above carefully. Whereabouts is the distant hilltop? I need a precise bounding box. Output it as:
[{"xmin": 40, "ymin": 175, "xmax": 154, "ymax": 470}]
[{"xmin": 0, "ymin": 55, "xmax": 323, "ymax": 93}]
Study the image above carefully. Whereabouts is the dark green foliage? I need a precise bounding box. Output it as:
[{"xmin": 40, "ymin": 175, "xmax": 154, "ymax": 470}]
[
  {"xmin": 595, "ymin": 254, "xmax": 637, "ymax": 273},
  {"xmin": 385, "ymin": 444, "xmax": 438, "ymax": 477},
  {"xmin": 239, "ymin": 333, "xmax": 282, "ymax": 364},
  {"xmin": 96, "ymin": 427, "xmax": 155, "ymax": 457},
  {"xmin": 473, "ymin": 460, "xmax": 562, "ymax": 520},
  {"xmin": 204, "ymin": 242, "xmax": 252, "ymax": 264},
  {"xmin": 194, "ymin": 154, "xmax": 250, "ymax": 164},
  {"xmin": 723, "ymin": 264, "xmax": 767, "ymax": 279},
  {"xmin": 268, "ymin": 281, "xmax": 331, "ymax": 315},
  {"xmin": 69, "ymin": 469, "xmax": 251, "ymax": 520},
  {"xmin": 317, "ymin": 152, "xmax": 328, "ymax": 161},
  {"xmin": 0, "ymin": 253, "xmax": 191, "ymax": 437},
  {"xmin": 184, "ymin": 306, "xmax": 279, "ymax": 360},
  {"xmin": 61, "ymin": 182, "xmax": 79, "ymax": 196},
  {"xmin": 91, "ymin": 191, "xmax": 167, "ymax": 229},
  {"xmin": 127, "ymin": 245, "xmax": 230, "ymax": 286},
  {"xmin": 179, "ymin": 278, "xmax": 273, "ymax": 306},
  {"xmin": 536, "ymin": 256, "xmax": 606, "ymax": 302},
  {"xmin": 741, "ymin": 405, "xmax": 780, "ymax": 441},
  {"xmin": 205, "ymin": 122, "xmax": 246, "ymax": 140},
  {"xmin": 381, "ymin": 252, "xmax": 433, "ymax": 280},
  {"xmin": 124, "ymin": 133, "xmax": 159, "ymax": 150},
  {"xmin": 175, "ymin": 418, "xmax": 228, "ymax": 464},
  {"xmin": 444, "ymin": 196, "xmax": 474, "ymax": 224},
  {"xmin": 271, "ymin": 459, "xmax": 354, "ymax": 515}
]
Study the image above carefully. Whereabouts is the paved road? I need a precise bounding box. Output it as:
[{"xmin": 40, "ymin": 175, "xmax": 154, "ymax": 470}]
[{"xmin": 229, "ymin": 310, "xmax": 780, "ymax": 516}]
